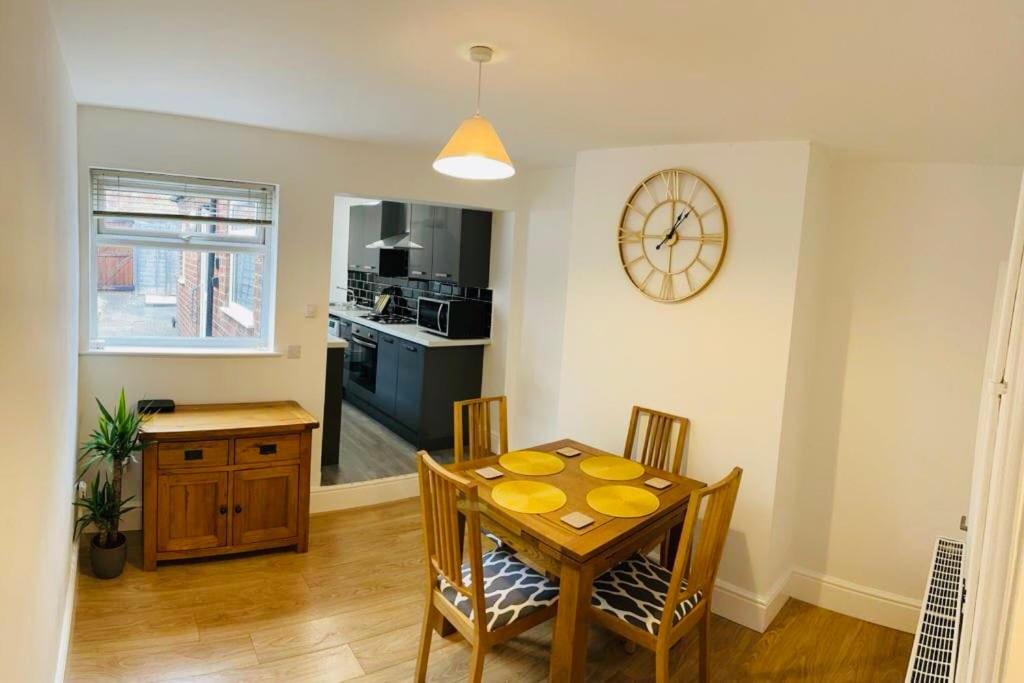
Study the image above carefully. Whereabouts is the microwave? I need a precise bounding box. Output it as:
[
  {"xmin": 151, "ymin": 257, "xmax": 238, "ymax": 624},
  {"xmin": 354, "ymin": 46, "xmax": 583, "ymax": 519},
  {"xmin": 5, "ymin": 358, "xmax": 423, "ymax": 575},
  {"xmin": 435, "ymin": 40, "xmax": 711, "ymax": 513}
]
[{"xmin": 417, "ymin": 297, "xmax": 490, "ymax": 339}]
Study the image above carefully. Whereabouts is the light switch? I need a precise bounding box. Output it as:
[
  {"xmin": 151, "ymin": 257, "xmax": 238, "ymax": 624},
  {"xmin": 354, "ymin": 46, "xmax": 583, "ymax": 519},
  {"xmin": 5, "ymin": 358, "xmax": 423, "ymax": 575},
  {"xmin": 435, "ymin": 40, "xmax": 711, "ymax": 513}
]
[
  {"xmin": 287, "ymin": 345, "xmax": 302, "ymax": 359},
  {"xmin": 305, "ymin": 304, "xmax": 317, "ymax": 318}
]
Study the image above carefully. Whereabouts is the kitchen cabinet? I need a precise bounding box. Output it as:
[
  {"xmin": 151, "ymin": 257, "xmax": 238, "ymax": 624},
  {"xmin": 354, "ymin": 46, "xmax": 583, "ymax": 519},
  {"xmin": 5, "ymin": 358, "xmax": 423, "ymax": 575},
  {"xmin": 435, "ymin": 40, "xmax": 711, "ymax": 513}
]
[
  {"xmin": 345, "ymin": 335, "xmax": 484, "ymax": 450},
  {"xmin": 394, "ymin": 340, "xmax": 425, "ymax": 429},
  {"xmin": 373, "ymin": 333, "xmax": 399, "ymax": 413},
  {"xmin": 140, "ymin": 402, "xmax": 318, "ymax": 570},
  {"xmin": 348, "ymin": 202, "xmax": 408, "ymax": 277},
  {"xmin": 407, "ymin": 204, "xmax": 435, "ymax": 279},
  {"xmin": 430, "ymin": 207, "xmax": 492, "ymax": 288}
]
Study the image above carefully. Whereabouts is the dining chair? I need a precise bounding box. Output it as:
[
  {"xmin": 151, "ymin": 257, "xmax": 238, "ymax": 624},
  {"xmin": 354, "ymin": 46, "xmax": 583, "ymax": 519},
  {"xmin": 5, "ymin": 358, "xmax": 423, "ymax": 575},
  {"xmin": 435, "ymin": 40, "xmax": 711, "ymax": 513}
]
[
  {"xmin": 453, "ymin": 395, "xmax": 509, "ymax": 463},
  {"xmin": 625, "ymin": 406, "xmax": 691, "ymax": 565},
  {"xmin": 415, "ymin": 450, "xmax": 559, "ymax": 682},
  {"xmin": 624, "ymin": 405, "xmax": 690, "ymax": 474},
  {"xmin": 589, "ymin": 467, "xmax": 742, "ymax": 683}
]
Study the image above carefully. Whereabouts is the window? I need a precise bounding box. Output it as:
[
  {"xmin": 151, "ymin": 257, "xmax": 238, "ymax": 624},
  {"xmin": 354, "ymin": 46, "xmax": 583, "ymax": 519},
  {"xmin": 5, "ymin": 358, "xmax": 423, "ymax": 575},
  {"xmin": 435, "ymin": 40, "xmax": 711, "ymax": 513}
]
[{"xmin": 89, "ymin": 169, "xmax": 277, "ymax": 349}]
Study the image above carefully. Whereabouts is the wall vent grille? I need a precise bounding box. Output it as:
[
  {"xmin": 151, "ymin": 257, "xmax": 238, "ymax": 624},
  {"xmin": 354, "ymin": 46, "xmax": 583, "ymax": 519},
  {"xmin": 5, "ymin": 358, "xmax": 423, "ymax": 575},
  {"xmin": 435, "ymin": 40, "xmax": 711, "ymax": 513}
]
[{"xmin": 906, "ymin": 537, "xmax": 965, "ymax": 683}]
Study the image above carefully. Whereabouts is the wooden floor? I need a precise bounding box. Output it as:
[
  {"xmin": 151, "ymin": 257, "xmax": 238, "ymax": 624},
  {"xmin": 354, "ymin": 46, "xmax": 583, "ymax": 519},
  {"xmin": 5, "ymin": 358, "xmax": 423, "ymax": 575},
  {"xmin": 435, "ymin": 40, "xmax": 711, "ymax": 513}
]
[
  {"xmin": 320, "ymin": 401, "xmax": 453, "ymax": 486},
  {"xmin": 68, "ymin": 499, "xmax": 913, "ymax": 682}
]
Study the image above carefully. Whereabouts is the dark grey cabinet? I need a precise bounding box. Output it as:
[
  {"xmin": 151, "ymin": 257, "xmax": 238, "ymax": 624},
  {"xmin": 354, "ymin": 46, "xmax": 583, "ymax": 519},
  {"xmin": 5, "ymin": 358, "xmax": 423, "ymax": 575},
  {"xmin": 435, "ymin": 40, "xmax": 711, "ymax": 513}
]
[
  {"xmin": 373, "ymin": 333, "xmax": 399, "ymax": 413},
  {"xmin": 407, "ymin": 204, "xmax": 435, "ymax": 279},
  {"xmin": 430, "ymin": 208, "xmax": 492, "ymax": 288},
  {"xmin": 347, "ymin": 205, "xmax": 372, "ymax": 271},
  {"xmin": 348, "ymin": 202, "xmax": 408, "ymax": 277},
  {"xmin": 394, "ymin": 341, "xmax": 424, "ymax": 430},
  {"xmin": 346, "ymin": 333, "xmax": 484, "ymax": 450}
]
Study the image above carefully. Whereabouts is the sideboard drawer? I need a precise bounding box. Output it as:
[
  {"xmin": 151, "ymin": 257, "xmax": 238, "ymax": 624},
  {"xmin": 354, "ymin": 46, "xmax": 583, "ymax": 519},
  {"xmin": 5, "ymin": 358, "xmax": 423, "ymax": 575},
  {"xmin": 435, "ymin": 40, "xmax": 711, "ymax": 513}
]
[
  {"xmin": 234, "ymin": 433, "xmax": 301, "ymax": 465},
  {"xmin": 158, "ymin": 440, "xmax": 230, "ymax": 468}
]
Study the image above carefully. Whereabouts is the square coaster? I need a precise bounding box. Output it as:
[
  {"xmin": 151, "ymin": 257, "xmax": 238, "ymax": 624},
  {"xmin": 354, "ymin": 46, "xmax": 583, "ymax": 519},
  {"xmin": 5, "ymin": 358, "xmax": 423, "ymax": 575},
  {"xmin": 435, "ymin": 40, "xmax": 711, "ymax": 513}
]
[
  {"xmin": 644, "ymin": 477, "xmax": 672, "ymax": 490},
  {"xmin": 555, "ymin": 446, "xmax": 582, "ymax": 457},
  {"xmin": 561, "ymin": 511, "xmax": 594, "ymax": 529},
  {"xmin": 475, "ymin": 467, "xmax": 504, "ymax": 480}
]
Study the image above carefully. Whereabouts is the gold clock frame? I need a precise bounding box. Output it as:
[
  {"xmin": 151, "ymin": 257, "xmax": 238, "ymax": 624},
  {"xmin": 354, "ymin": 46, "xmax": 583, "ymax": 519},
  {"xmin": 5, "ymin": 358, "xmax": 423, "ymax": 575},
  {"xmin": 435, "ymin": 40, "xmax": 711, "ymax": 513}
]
[{"xmin": 617, "ymin": 168, "xmax": 728, "ymax": 303}]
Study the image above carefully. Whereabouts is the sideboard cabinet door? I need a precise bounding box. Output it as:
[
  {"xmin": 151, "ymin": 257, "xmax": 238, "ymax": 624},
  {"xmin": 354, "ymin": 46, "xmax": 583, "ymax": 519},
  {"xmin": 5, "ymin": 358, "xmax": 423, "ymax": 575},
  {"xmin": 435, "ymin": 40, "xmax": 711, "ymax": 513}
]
[
  {"xmin": 157, "ymin": 471, "xmax": 229, "ymax": 552},
  {"xmin": 231, "ymin": 465, "xmax": 299, "ymax": 546}
]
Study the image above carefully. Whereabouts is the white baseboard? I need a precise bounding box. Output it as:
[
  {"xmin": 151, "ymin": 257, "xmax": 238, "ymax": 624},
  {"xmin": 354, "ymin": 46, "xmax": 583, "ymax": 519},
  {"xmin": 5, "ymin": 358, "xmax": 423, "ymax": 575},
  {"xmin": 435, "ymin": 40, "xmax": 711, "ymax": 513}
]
[
  {"xmin": 787, "ymin": 567, "xmax": 920, "ymax": 633},
  {"xmin": 712, "ymin": 571, "xmax": 791, "ymax": 633},
  {"xmin": 55, "ymin": 537, "xmax": 79, "ymax": 683},
  {"xmin": 310, "ymin": 473, "xmax": 418, "ymax": 513}
]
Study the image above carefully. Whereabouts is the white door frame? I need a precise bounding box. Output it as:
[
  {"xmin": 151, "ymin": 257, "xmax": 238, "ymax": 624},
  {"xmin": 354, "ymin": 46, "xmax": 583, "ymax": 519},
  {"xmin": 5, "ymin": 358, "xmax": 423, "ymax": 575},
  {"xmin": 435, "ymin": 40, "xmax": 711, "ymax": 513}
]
[{"xmin": 958, "ymin": 174, "xmax": 1024, "ymax": 683}]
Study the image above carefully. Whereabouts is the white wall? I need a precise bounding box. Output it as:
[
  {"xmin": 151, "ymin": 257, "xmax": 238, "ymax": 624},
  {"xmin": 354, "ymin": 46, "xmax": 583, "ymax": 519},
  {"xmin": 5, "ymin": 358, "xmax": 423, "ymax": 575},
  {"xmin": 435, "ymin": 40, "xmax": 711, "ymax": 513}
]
[
  {"xmin": 792, "ymin": 158, "xmax": 1020, "ymax": 606},
  {"xmin": 76, "ymin": 107, "xmax": 526, "ymax": 527},
  {"xmin": 506, "ymin": 167, "xmax": 575, "ymax": 446},
  {"xmin": 0, "ymin": 1, "xmax": 79, "ymax": 680},
  {"xmin": 772, "ymin": 144, "xmax": 835, "ymax": 593},
  {"xmin": 556, "ymin": 142, "xmax": 812, "ymax": 599}
]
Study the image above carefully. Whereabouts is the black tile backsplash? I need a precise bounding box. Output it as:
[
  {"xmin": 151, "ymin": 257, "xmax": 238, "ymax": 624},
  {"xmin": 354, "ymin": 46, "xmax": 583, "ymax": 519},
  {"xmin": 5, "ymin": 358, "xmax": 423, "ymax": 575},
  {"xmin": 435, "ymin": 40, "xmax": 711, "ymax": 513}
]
[{"xmin": 347, "ymin": 270, "xmax": 493, "ymax": 332}]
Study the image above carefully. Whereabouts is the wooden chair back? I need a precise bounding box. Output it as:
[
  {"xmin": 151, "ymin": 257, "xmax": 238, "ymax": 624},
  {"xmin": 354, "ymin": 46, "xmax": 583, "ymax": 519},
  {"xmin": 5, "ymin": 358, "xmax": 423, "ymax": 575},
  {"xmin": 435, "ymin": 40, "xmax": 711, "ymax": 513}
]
[
  {"xmin": 623, "ymin": 405, "xmax": 690, "ymax": 473},
  {"xmin": 662, "ymin": 467, "xmax": 742, "ymax": 641},
  {"xmin": 453, "ymin": 396, "xmax": 509, "ymax": 463},
  {"xmin": 416, "ymin": 451, "xmax": 486, "ymax": 634}
]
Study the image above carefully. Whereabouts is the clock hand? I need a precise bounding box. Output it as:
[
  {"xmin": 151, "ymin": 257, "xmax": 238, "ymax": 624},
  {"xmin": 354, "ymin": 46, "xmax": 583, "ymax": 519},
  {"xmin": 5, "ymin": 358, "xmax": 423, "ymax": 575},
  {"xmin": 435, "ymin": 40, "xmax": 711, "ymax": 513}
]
[{"xmin": 655, "ymin": 209, "xmax": 692, "ymax": 250}]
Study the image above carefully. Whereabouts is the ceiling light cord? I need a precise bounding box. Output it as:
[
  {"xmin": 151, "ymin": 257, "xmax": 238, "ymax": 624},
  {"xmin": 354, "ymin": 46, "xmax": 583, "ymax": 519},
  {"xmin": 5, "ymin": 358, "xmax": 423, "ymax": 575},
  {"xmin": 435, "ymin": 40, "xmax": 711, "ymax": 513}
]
[{"xmin": 475, "ymin": 61, "xmax": 483, "ymax": 115}]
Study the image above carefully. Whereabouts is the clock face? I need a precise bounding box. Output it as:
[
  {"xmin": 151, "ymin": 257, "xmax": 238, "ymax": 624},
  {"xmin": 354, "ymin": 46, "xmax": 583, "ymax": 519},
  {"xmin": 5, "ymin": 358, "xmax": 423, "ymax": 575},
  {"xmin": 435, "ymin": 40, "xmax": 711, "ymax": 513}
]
[{"xmin": 617, "ymin": 168, "xmax": 728, "ymax": 302}]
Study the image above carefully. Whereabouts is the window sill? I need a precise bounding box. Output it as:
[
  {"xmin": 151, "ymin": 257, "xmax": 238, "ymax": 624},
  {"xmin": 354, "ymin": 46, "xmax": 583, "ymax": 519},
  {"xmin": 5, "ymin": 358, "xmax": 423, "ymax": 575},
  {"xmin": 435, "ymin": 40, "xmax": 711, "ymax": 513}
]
[
  {"xmin": 221, "ymin": 303, "xmax": 256, "ymax": 329},
  {"xmin": 80, "ymin": 347, "xmax": 282, "ymax": 359}
]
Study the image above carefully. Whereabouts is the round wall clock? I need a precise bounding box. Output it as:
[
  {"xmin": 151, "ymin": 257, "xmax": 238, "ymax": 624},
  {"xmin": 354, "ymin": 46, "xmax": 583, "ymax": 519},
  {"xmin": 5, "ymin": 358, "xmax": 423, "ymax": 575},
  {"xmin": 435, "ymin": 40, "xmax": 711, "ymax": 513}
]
[{"xmin": 617, "ymin": 168, "xmax": 728, "ymax": 302}]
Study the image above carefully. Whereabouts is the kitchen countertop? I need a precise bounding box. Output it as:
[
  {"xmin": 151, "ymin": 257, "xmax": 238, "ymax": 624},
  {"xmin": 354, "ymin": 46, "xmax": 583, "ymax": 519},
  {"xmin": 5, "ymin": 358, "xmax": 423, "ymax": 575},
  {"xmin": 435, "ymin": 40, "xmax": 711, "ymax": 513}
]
[
  {"xmin": 331, "ymin": 307, "xmax": 491, "ymax": 348},
  {"xmin": 326, "ymin": 334, "xmax": 349, "ymax": 349}
]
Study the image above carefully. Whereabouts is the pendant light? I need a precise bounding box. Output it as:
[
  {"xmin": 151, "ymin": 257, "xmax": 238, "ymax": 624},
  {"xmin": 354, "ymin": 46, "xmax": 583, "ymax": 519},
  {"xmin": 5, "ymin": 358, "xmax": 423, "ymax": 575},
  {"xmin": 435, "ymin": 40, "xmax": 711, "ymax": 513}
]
[{"xmin": 433, "ymin": 45, "xmax": 515, "ymax": 180}]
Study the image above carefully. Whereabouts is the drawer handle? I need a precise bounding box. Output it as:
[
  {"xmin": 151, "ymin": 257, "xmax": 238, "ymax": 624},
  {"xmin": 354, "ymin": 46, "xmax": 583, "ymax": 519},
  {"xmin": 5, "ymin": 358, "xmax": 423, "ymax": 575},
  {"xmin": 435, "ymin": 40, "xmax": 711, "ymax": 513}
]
[
  {"xmin": 434, "ymin": 272, "xmax": 451, "ymax": 278},
  {"xmin": 219, "ymin": 505, "xmax": 227, "ymax": 515},
  {"xmin": 403, "ymin": 344, "xmax": 417, "ymax": 352},
  {"xmin": 184, "ymin": 449, "xmax": 204, "ymax": 461},
  {"xmin": 235, "ymin": 504, "xmax": 243, "ymax": 514},
  {"xmin": 258, "ymin": 444, "xmax": 277, "ymax": 455}
]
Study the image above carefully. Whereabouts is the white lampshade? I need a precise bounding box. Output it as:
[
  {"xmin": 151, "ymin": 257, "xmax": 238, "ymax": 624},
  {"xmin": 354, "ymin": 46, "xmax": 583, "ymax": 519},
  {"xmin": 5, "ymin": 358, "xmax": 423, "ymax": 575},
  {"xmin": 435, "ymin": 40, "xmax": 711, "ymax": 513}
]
[{"xmin": 433, "ymin": 114, "xmax": 515, "ymax": 180}]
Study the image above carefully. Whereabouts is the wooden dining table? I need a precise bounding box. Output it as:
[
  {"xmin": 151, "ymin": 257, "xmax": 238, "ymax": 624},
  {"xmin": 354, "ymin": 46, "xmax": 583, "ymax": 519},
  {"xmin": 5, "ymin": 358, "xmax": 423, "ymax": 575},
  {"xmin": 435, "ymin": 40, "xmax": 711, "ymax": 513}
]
[{"xmin": 445, "ymin": 438, "xmax": 705, "ymax": 682}]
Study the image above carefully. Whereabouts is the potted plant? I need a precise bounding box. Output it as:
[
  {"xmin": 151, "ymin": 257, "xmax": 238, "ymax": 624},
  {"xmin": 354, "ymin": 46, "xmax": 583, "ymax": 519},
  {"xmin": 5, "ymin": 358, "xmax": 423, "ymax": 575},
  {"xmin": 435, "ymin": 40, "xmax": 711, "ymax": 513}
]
[{"xmin": 75, "ymin": 389, "xmax": 143, "ymax": 579}]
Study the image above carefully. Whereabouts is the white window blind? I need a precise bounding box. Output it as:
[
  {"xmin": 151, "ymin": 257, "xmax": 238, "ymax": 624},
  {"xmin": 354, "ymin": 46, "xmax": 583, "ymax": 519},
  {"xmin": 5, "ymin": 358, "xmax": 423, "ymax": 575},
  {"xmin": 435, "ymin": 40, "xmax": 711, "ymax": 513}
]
[
  {"xmin": 91, "ymin": 169, "xmax": 275, "ymax": 249},
  {"xmin": 92, "ymin": 169, "xmax": 274, "ymax": 224}
]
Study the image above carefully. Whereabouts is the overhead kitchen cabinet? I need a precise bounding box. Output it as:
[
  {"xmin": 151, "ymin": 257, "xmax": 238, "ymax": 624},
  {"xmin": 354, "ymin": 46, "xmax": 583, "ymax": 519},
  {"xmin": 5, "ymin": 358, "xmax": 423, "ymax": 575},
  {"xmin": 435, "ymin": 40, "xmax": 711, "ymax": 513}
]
[
  {"xmin": 348, "ymin": 201, "xmax": 408, "ymax": 277},
  {"xmin": 407, "ymin": 204, "xmax": 436, "ymax": 279},
  {"xmin": 407, "ymin": 205, "xmax": 492, "ymax": 288}
]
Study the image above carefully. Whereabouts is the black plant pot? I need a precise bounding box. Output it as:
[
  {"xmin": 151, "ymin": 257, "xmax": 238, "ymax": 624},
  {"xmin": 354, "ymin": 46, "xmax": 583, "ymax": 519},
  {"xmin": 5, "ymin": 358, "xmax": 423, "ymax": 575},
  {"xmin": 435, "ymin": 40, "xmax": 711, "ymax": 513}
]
[{"xmin": 90, "ymin": 533, "xmax": 127, "ymax": 579}]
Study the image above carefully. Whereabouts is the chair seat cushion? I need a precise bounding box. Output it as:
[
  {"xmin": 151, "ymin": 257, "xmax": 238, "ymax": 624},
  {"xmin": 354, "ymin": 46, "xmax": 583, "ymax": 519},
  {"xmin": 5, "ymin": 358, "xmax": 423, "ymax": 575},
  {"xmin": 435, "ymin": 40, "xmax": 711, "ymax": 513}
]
[
  {"xmin": 591, "ymin": 553, "xmax": 703, "ymax": 635},
  {"xmin": 438, "ymin": 548, "xmax": 559, "ymax": 631}
]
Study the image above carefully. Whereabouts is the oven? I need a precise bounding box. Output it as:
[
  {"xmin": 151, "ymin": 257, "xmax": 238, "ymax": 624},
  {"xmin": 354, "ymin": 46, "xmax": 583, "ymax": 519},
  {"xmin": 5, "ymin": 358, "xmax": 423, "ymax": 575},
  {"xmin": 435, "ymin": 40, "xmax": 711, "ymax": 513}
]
[{"xmin": 347, "ymin": 323, "xmax": 378, "ymax": 393}]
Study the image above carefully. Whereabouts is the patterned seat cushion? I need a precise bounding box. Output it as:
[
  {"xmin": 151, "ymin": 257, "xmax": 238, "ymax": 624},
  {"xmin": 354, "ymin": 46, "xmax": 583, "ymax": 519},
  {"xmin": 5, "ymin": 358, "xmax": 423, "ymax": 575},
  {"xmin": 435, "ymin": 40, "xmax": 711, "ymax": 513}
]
[
  {"xmin": 591, "ymin": 553, "xmax": 703, "ymax": 635},
  {"xmin": 438, "ymin": 548, "xmax": 559, "ymax": 631}
]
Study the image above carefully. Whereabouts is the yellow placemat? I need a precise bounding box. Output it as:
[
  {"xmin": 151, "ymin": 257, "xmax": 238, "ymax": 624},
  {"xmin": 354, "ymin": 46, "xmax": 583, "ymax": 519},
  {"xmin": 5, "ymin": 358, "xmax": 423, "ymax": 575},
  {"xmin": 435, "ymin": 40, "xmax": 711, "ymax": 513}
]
[
  {"xmin": 586, "ymin": 485, "xmax": 661, "ymax": 518},
  {"xmin": 499, "ymin": 450, "xmax": 566, "ymax": 476},
  {"xmin": 491, "ymin": 481, "xmax": 567, "ymax": 514},
  {"xmin": 579, "ymin": 455, "xmax": 645, "ymax": 481}
]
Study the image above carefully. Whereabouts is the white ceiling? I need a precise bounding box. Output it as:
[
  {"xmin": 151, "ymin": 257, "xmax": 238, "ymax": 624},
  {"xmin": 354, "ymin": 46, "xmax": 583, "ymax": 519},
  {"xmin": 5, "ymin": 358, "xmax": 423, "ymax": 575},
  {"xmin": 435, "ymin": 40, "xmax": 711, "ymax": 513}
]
[{"xmin": 51, "ymin": 0, "xmax": 1024, "ymax": 167}]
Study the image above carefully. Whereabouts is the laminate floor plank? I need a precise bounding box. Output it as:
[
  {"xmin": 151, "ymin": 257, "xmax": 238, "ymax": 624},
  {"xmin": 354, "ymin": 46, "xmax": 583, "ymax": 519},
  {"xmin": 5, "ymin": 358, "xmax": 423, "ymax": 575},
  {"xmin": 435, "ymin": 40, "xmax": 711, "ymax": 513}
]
[{"xmin": 69, "ymin": 500, "xmax": 913, "ymax": 682}]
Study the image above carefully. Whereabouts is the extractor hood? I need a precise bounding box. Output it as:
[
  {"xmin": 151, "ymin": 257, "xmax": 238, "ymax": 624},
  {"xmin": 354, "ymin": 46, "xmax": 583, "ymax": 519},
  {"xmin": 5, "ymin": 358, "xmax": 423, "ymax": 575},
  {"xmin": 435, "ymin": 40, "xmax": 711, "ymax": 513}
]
[{"xmin": 365, "ymin": 233, "xmax": 423, "ymax": 250}]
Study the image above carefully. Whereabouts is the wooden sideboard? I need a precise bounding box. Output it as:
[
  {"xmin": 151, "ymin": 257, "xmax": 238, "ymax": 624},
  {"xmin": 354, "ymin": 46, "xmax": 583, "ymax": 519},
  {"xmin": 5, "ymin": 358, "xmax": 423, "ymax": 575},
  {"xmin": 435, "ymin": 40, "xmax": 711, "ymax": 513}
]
[{"xmin": 139, "ymin": 401, "xmax": 319, "ymax": 570}]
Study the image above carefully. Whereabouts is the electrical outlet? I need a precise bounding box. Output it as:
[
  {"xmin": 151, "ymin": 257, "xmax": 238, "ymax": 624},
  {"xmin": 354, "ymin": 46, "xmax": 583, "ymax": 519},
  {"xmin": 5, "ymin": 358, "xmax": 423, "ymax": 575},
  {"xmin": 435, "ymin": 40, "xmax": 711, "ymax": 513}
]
[
  {"xmin": 287, "ymin": 345, "xmax": 301, "ymax": 359},
  {"xmin": 77, "ymin": 480, "xmax": 87, "ymax": 498},
  {"xmin": 304, "ymin": 304, "xmax": 317, "ymax": 318}
]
